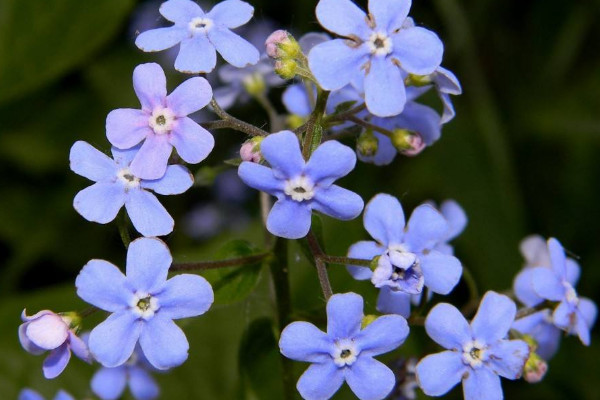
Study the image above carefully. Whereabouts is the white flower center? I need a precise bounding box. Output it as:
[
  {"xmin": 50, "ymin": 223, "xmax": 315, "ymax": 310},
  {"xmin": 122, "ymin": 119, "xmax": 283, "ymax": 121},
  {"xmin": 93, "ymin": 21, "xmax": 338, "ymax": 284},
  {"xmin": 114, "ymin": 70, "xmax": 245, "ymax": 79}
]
[
  {"xmin": 367, "ymin": 32, "xmax": 393, "ymax": 56},
  {"xmin": 462, "ymin": 340, "xmax": 487, "ymax": 368},
  {"xmin": 117, "ymin": 167, "xmax": 141, "ymax": 189},
  {"xmin": 189, "ymin": 17, "xmax": 214, "ymax": 34},
  {"xmin": 332, "ymin": 339, "xmax": 359, "ymax": 367},
  {"xmin": 130, "ymin": 291, "xmax": 159, "ymax": 320},
  {"xmin": 284, "ymin": 176, "xmax": 315, "ymax": 202},
  {"xmin": 148, "ymin": 107, "xmax": 176, "ymax": 134}
]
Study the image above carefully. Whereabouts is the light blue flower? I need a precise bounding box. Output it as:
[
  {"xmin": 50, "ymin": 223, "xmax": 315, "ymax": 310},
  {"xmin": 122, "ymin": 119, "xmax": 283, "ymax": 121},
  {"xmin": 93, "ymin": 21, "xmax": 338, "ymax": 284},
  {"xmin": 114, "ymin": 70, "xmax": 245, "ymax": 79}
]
[
  {"xmin": 238, "ymin": 130, "xmax": 364, "ymax": 239},
  {"xmin": 309, "ymin": 0, "xmax": 443, "ymax": 117},
  {"xmin": 279, "ymin": 293, "xmax": 409, "ymax": 400},
  {"xmin": 512, "ymin": 310, "xmax": 561, "ymax": 360},
  {"xmin": 136, "ymin": 0, "xmax": 259, "ymax": 73},
  {"xmin": 76, "ymin": 237, "xmax": 214, "ymax": 370},
  {"xmin": 106, "ymin": 63, "xmax": 214, "ymax": 179},
  {"xmin": 18, "ymin": 389, "xmax": 74, "ymax": 400},
  {"xmin": 347, "ymin": 194, "xmax": 462, "ymax": 317},
  {"xmin": 70, "ymin": 141, "xmax": 194, "ymax": 237},
  {"xmin": 416, "ymin": 292, "xmax": 530, "ymax": 400}
]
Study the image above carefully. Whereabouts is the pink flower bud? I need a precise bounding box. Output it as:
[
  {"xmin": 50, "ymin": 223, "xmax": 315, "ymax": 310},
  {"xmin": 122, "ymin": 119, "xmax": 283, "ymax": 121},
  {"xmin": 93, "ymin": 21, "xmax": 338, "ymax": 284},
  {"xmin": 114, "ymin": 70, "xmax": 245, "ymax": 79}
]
[
  {"xmin": 265, "ymin": 30, "xmax": 290, "ymax": 58},
  {"xmin": 400, "ymin": 132, "xmax": 426, "ymax": 156},
  {"xmin": 240, "ymin": 140, "xmax": 262, "ymax": 163}
]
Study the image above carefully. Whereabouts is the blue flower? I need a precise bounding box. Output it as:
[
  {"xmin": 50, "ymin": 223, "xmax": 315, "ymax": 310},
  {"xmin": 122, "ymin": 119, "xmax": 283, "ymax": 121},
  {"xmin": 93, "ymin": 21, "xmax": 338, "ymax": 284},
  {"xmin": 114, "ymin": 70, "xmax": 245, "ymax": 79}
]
[
  {"xmin": 528, "ymin": 238, "xmax": 597, "ymax": 345},
  {"xmin": 70, "ymin": 141, "xmax": 194, "ymax": 237},
  {"xmin": 309, "ymin": 0, "xmax": 443, "ymax": 117},
  {"xmin": 135, "ymin": 0, "xmax": 259, "ymax": 73},
  {"xmin": 106, "ymin": 63, "xmax": 214, "ymax": 179},
  {"xmin": 347, "ymin": 194, "xmax": 462, "ymax": 317},
  {"xmin": 238, "ymin": 130, "xmax": 364, "ymax": 239},
  {"xmin": 512, "ymin": 310, "xmax": 561, "ymax": 360},
  {"xmin": 76, "ymin": 237, "xmax": 214, "ymax": 369},
  {"xmin": 432, "ymin": 199, "xmax": 468, "ymax": 255},
  {"xmin": 416, "ymin": 291, "xmax": 530, "ymax": 400},
  {"xmin": 91, "ymin": 347, "xmax": 159, "ymax": 400},
  {"xmin": 279, "ymin": 293, "xmax": 409, "ymax": 400},
  {"xmin": 18, "ymin": 310, "xmax": 91, "ymax": 379},
  {"xmin": 18, "ymin": 389, "xmax": 74, "ymax": 400}
]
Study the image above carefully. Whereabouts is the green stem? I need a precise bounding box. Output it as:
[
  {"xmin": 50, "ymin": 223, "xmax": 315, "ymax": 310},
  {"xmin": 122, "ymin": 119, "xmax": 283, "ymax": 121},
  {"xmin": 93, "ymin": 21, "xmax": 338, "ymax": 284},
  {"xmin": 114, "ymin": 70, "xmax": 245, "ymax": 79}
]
[
  {"xmin": 320, "ymin": 255, "xmax": 372, "ymax": 267},
  {"xmin": 345, "ymin": 115, "xmax": 395, "ymax": 138},
  {"xmin": 170, "ymin": 253, "xmax": 271, "ymax": 272},
  {"xmin": 209, "ymin": 98, "xmax": 269, "ymax": 137},
  {"xmin": 254, "ymin": 93, "xmax": 281, "ymax": 131},
  {"xmin": 306, "ymin": 231, "xmax": 333, "ymax": 300},
  {"xmin": 302, "ymin": 89, "xmax": 330, "ymax": 160}
]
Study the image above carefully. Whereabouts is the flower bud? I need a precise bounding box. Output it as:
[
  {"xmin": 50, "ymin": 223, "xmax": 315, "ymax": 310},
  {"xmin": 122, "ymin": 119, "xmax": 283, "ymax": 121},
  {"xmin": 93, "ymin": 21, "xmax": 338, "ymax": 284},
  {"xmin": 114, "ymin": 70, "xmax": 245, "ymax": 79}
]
[
  {"xmin": 287, "ymin": 114, "xmax": 306, "ymax": 130},
  {"xmin": 265, "ymin": 30, "xmax": 301, "ymax": 59},
  {"xmin": 242, "ymin": 72, "xmax": 266, "ymax": 96},
  {"xmin": 356, "ymin": 130, "xmax": 379, "ymax": 157},
  {"xmin": 240, "ymin": 137, "xmax": 264, "ymax": 163},
  {"xmin": 390, "ymin": 129, "xmax": 426, "ymax": 156},
  {"xmin": 274, "ymin": 59, "xmax": 298, "ymax": 80},
  {"xmin": 523, "ymin": 352, "xmax": 548, "ymax": 383}
]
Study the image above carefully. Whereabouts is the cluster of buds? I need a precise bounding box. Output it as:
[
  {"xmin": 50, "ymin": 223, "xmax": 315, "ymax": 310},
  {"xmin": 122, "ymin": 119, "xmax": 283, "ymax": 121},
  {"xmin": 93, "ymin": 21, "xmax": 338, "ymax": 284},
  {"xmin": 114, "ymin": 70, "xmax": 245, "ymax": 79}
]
[
  {"xmin": 240, "ymin": 136, "xmax": 264, "ymax": 163},
  {"xmin": 265, "ymin": 30, "xmax": 303, "ymax": 80}
]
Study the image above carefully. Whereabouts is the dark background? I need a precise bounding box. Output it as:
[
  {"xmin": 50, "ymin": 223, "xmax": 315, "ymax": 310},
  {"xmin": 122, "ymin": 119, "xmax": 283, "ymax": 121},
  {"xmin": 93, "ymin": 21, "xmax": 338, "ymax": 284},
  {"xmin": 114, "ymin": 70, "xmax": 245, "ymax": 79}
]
[{"xmin": 0, "ymin": 0, "xmax": 598, "ymax": 398}]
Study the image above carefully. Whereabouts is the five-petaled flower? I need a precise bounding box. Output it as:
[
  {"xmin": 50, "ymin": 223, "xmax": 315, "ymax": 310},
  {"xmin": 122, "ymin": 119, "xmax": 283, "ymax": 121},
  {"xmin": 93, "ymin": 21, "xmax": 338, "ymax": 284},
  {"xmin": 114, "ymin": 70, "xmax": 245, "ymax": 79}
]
[
  {"xmin": 279, "ymin": 292, "xmax": 409, "ymax": 400},
  {"xmin": 70, "ymin": 141, "xmax": 194, "ymax": 237},
  {"xmin": 309, "ymin": 0, "xmax": 443, "ymax": 117},
  {"xmin": 416, "ymin": 291, "xmax": 530, "ymax": 400},
  {"xmin": 238, "ymin": 130, "xmax": 364, "ymax": 239},
  {"xmin": 106, "ymin": 62, "xmax": 214, "ymax": 180},
  {"xmin": 135, "ymin": 0, "xmax": 259, "ymax": 73},
  {"xmin": 18, "ymin": 389, "xmax": 74, "ymax": 400},
  {"xmin": 19, "ymin": 310, "xmax": 91, "ymax": 379},
  {"xmin": 76, "ymin": 237, "xmax": 214, "ymax": 370}
]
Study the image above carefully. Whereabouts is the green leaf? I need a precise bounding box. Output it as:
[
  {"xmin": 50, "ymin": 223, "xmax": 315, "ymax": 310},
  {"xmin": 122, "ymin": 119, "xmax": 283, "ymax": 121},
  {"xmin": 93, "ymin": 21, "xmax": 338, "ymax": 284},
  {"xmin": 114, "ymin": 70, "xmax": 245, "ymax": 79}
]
[{"xmin": 333, "ymin": 100, "xmax": 357, "ymax": 114}]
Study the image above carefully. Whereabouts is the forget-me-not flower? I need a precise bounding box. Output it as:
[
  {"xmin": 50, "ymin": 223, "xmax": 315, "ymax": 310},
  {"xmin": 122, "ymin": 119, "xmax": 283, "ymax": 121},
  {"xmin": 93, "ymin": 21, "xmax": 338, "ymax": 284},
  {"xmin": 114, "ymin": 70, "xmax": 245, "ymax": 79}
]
[
  {"xmin": 279, "ymin": 292, "xmax": 409, "ymax": 400},
  {"xmin": 18, "ymin": 310, "xmax": 91, "ymax": 379},
  {"xmin": 238, "ymin": 130, "xmax": 364, "ymax": 239},
  {"xmin": 309, "ymin": 0, "xmax": 443, "ymax": 117},
  {"xmin": 346, "ymin": 194, "xmax": 462, "ymax": 317},
  {"xmin": 416, "ymin": 292, "xmax": 530, "ymax": 400},
  {"xmin": 70, "ymin": 141, "xmax": 194, "ymax": 237},
  {"xmin": 512, "ymin": 309, "xmax": 561, "ymax": 360},
  {"xmin": 76, "ymin": 237, "xmax": 214, "ymax": 370},
  {"xmin": 106, "ymin": 63, "xmax": 214, "ymax": 179},
  {"xmin": 18, "ymin": 389, "xmax": 74, "ymax": 400},
  {"xmin": 135, "ymin": 0, "xmax": 259, "ymax": 73}
]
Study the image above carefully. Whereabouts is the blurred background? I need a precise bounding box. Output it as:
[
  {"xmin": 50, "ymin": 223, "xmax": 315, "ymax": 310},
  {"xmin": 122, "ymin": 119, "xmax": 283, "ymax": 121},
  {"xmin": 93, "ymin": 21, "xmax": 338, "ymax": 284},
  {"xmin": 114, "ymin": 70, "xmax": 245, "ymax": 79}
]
[{"xmin": 0, "ymin": 0, "xmax": 598, "ymax": 398}]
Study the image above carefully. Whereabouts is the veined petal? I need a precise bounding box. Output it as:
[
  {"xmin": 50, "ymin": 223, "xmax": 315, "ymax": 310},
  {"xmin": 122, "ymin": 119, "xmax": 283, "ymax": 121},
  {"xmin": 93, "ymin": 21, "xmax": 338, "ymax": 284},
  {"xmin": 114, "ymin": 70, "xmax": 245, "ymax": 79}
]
[
  {"xmin": 347, "ymin": 240, "xmax": 383, "ymax": 280},
  {"xmin": 106, "ymin": 109, "xmax": 152, "ymax": 149},
  {"xmin": 391, "ymin": 27, "xmax": 443, "ymax": 75},
  {"xmin": 76, "ymin": 260, "xmax": 131, "ymax": 311},
  {"xmin": 309, "ymin": 40, "xmax": 370, "ymax": 91},
  {"xmin": 297, "ymin": 362, "xmax": 345, "ymax": 400},
  {"xmin": 207, "ymin": 0, "xmax": 254, "ymax": 28},
  {"xmin": 160, "ymin": 0, "xmax": 204, "ymax": 23},
  {"xmin": 43, "ymin": 343, "xmax": 71, "ymax": 379},
  {"xmin": 425, "ymin": 302, "xmax": 471, "ymax": 350},
  {"xmin": 279, "ymin": 321, "xmax": 332, "ymax": 363},
  {"xmin": 311, "ymin": 185, "xmax": 364, "ymax": 221},
  {"xmin": 135, "ymin": 26, "xmax": 188, "ymax": 53},
  {"xmin": 175, "ymin": 36, "xmax": 217, "ymax": 74},
  {"xmin": 167, "ymin": 77, "xmax": 212, "ymax": 117},
  {"xmin": 125, "ymin": 190, "xmax": 174, "ymax": 237},
  {"xmin": 363, "ymin": 193, "xmax": 405, "ymax": 247},
  {"xmin": 139, "ymin": 314, "xmax": 189, "ymax": 370},
  {"xmin": 169, "ymin": 117, "xmax": 214, "ymax": 164},
  {"xmin": 415, "ymin": 351, "xmax": 466, "ymax": 396},
  {"xmin": 158, "ymin": 274, "xmax": 214, "ymax": 319},
  {"xmin": 327, "ymin": 293, "xmax": 363, "ymax": 338},
  {"xmin": 471, "ymin": 291, "xmax": 516, "ymax": 343},
  {"xmin": 70, "ymin": 141, "xmax": 117, "ymax": 182},
  {"xmin": 316, "ymin": 0, "xmax": 369, "ymax": 38},
  {"xmin": 420, "ymin": 251, "xmax": 462, "ymax": 295},
  {"xmin": 129, "ymin": 367, "xmax": 160, "ymax": 400},
  {"xmin": 364, "ymin": 57, "xmax": 406, "ymax": 117},
  {"xmin": 91, "ymin": 366, "xmax": 128, "ymax": 400},
  {"xmin": 305, "ymin": 140, "xmax": 356, "ymax": 186},
  {"xmin": 462, "ymin": 367, "xmax": 503, "ymax": 400},
  {"xmin": 209, "ymin": 26, "xmax": 259, "ymax": 68},
  {"xmin": 141, "ymin": 164, "xmax": 193, "ymax": 195},
  {"xmin": 404, "ymin": 204, "xmax": 448, "ymax": 252},
  {"xmin": 73, "ymin": 182, "xmax": 125, "ymax": 224},
  {"xmin": 129, "ymin": 134, "xmax": 173, "ymax": 180},
  {"xmin": 238, "ymin": 162, "xmax": 284, "ymax": 195},
  {"xmin": 376, "ymin": 286, "xmax": 412, "ymax": 317},
  {"xmin": 89, "ymin": 311, "xmax": 143, "ymax": 367},
  {"xmin": 356, "ymin": 314, "xmax": 408, "ymax": 356},
  {"xmin": 260, "ymin": 131, "xmax": 305, "ymax": 179},
  {"xmin": 488, "ymin": 340, "xmax": 529, "ymax": 379},
  {"xmin": 133, "ymin": 63, "xmax": 167, "ymax": 111},
  {"xmin": 266, "ymin": 199, "xmax": 312, "ymax": 239},
  {"xmin": 126, "ymin": 237, "xmax": 171, "ymax": 293},
  {"xmin": 345, "ymin": 356, "xmax": 395, "ymax": 400}
]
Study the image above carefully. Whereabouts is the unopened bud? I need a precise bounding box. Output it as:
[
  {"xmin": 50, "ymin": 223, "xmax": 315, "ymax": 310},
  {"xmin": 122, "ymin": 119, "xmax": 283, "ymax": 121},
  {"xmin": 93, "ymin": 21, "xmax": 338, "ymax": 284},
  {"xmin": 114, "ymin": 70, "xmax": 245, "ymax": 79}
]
[
  {"xmin": 357, "ymin": 130, "xmax": 379, "ymax": 157},
  {"xmin": 242, "ymin": 72, "xmax": 266, "ymax": 96},
  {"xmin": 391, "ymin": 129, "xmax": 426, "ymax": 156},
  {"xmin": 274, "ymin": 59, "xmax": 298, "ymax": 80},
  {"xmin": 265, "ymin": 30, "xmax": 301, "ymax": 59},
  {"xmin": 287, "ymin": 114, "xmax": 306, "ymax": 130},
  {"xmin": 361, "ymin": 314, "xmax": 378, "ymax": 329},
  {"xmin": 523, "ymin": 352, "xmax": 548, "ymax": 383},
  {"xmin": 406, "ymin": 73, "xmax": 433, "ymax": 87},
  {"xmin": 240, "ymin": 137, "xmax": 263, "ymax": 163}
]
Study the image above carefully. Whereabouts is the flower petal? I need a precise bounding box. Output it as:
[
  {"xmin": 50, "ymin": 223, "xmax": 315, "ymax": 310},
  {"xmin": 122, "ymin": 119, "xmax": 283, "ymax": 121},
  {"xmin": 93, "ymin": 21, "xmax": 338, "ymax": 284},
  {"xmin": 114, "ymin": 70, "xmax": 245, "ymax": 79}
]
[
  {"xmin": 135, "ymin": 26, "xmax": 188, "ymax": 53},
  {"xmin": 43, "ymin": 343, "xmax": 71, "ymax": 379},
  {"xmin": 435, "ymin": 67, "xmax": 462, "ymax": 95},
  {"xmin": 106, "ymin": 108, "xmax": 152, "ymax": 149},
  {"xmin": 327, "ymin": 292, "xmax": 363, "ymax": 338},
  {"xmin": 305, "ymin": 140, "xmax": 356, "ymax": 186},
  {"xmin": 68, "ymin": 331, "xmax": 91, "ymax": 362},
  {"xmin": 70, "ymin": 141, "xmax": 117, "ymax": 182},
  {"xmin": 129, "ymin": 366, "xmax": 160, "ymax": 400},
  {"xmin": 209, "ymin": 26, "xmax": 259, "ymax": 68},
  {"xmin": 279, "ymin": 321, "xmax": 332, "ymax": 363},
  {"xmin": 141, "ymin": 164, "xmax": 193, "ymax": 195},
  {"xmin": 391, "ymin": 27, "xmax": 443, "ymax": 75},
  {"xmin": 471, "ymin": 291, "xmax": 516, "ymax": 343},
  {"xmin": 297, "ymin": 362, "xmax": 345, "ymax": 400},
  {"xmin": 157, "ymin": 274, "xmax": 214, "ymax": 319},
  {"xmin": 160, "ymin": 0, "xmax": 204, "ymax": 23},
  {"xmin": 133, "ymin": 63, "xmax": 167, "ymax": 111},
  {"xmin": 345, "ymin": 356, "xmax": 395, "ymax": 400},
  {"xmin": 531, "ymin": 267, "xmax": 564, "ymax": 301},
  {"xmin": 260, "ymin": 131, "xmax": 305, "ymax": 179},
  {"xmin": 393, "ymin": 101, "xmax": 441, "ymax": 144},
  {"xmin": 89, "ymin": 311, "xmax": 142, "ymax": 368},
  {"xmin": 76, "ymin": 260, "xmax": 131, "ymax": 312},
  {"xmin": 513, "ymin": 267, "xmax": 544, "ymax": 307},
  {"xmin": 404, "ymin": 204, "xmax": 448, "ymax": 252},
  {"xmin": 356, "ymin": 314, "xmax": 408, "ymax": 356},
  {"xmin": 420, "ymin": 251, "xmax": 462, "ymax": 295},
  {"xmin": 365, "ymin": 58, "xmax": 406, "ymax": 118},
  {"xmin": 238, "ymin": 162, "xmax": 285, "ymax": 195},
  {"xmin": 207, "ymin": 0, "xmax": 253, "ymax": 28},
  {"xmin": 167, "ymin": 77, "xmax": 212, "ymax": 117},
  {"xmin": 462, "ymin": 367, "xmax": 503, "ymax": 400},
  {"xmin": 363, "ymin": 193, "xmax": 405, "ymax": 246},
  {"xmin": 19, "ymin": 323, "xmax": 45, "ymax": 355},
  {"xmin": 488, "ymin": 339, "xmax": 529, "ymax": 379},
  {"xmin": 376, "ymin": 286, "xmax": 412, "ymax": 317},
  {"xmin": 73, "ymin": 182, "xmax": 125, "ymax": 224},
  {"xmin": 440, "ymin": 200, "xmax": 467, "ymax": 240},
  {"xmin": 425, "ymin": 302, "xmax": 470, "ymax": 350},
  {"xmin": 26, "ymin": 314, "xmax": 68, "ymax": 350},
  {"xmin": 415, "ymin": 351, "xmax": 466, "ymax": 396},
  {"xmin": 368, "ymin": 0, "xmax": 411, "ymax": 32},
  {"xmin": 309, "ymin": 40, "xmax": 370, "ymax": 91},
  {"xmin": 512, "ymin": 310, "xmax": 561, "ymax": 360},
  {"xmin": 267, "ymin": 199, "xmax": 312, "ymax": 239},
  {"xmin": 175, "ymin": 35, "xmax": 217, "ymax": 74},
  {"xmin": 282, "ymin": 84, "xmax": 311, "ymax": 117},
  {"xmin": 125, "ymin": 190, "xmax": 174, "ymax": 237},
  {"xmin": 213, "ymin": 84, "xmax": 241, "ymax": 109},
  {"xmin": 311, "ymin": 185, "xmax": 364, "ymax": 221},
  {"xmin": 126, "ymin": 237, "xmax": 171, "ymax": 293},
  {"xmin": 18, "ymin": 389, "xmax": 45, "ymax": 400},
  {"xmin": 169, "ymin": 117, "xmax": 214, "ymax": 163},
  {"xmin": 139, "ymin": 314, "xmax": 189, "ymax": 370},
  {"xmin": 547, "ymin": 237, "xmax": 567, "ymax": 279},
  {"xmin": 316, "ymin": 0, "xmax": 369, "ymax": 38},
  {"xmin": 129, "ymin": 134, "xmax": 173, "ymax": 180},
  {"xmin": 91, "ymin": 366, "xmax": 128, "ymax": 400},
  {"xmin": 347, "ymin": 240, "xmax": 383, "ymax": 280}
]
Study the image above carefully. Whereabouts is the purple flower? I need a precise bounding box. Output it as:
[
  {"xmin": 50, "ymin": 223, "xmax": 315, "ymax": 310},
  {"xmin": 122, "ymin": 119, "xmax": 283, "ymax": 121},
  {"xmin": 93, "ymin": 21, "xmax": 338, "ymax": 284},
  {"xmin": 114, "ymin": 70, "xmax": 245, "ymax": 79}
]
[
  {"xmin": 429, "ymin": 67, "xmax": 462, "ymax": 124},
  {"xmin": 309, "ymin": 0, "xmax": 443, "ymax": 117},
  {"xmin": 347, "ymin": 194, "xmax": 462, "ymax": 317},
  {"xmin": 416, "ymin": 292, "xmax": 530, "ymax": 400},
  {"xmin": 528, "ymin": 238, "xmax": 597, "ymax": 345},
  {"xmin": 106, "ymin": 63, "xmax": 214, "ymax": 180},
  {"xmin": 91, "ymin": 347, "xmax": 159, "ymax": 400},
  {"xmin": 238, "ymin": 130, "xmax": 364, "ymax": 239},
  {"xmin": 135, "ymin": 0, "xmax": 259, "ymax": 73},
  {"xmin": 18, "ymin": 310, "xmax": 91, "ymax": 379},
  {"xmin": 70, "ymin": 141, "xmax": 193, "ymax": 237},
  {"xmin": 279, "ymin": 293, "xmax": 409, "ymax": 400},
  {"xmin": 18, "ymin": 389, "xmax": 74, "ymax": 400},
  {"xmin": 76, "ymin": 237, "xmax": 214, "ymax": 369}
]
